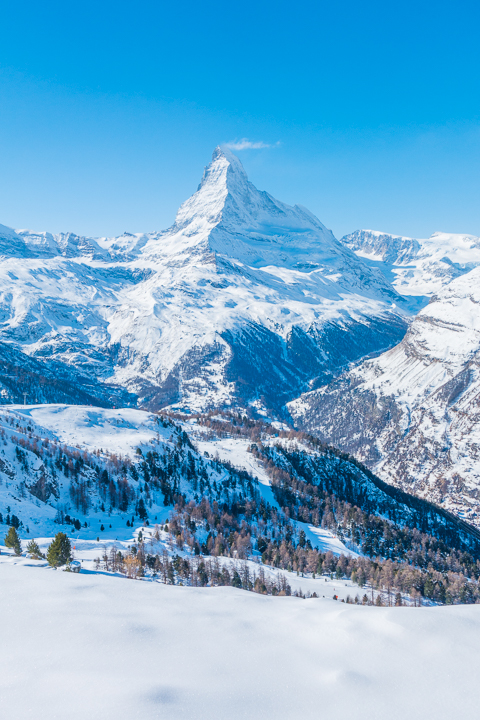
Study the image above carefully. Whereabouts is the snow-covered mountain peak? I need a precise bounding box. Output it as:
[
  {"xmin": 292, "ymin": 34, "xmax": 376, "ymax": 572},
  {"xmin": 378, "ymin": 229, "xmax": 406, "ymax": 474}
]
[
  {"xmin": 169, "ymin": 145, "xmax": 324, "ymax": 243},
  {"xmin": 0, "ymin": 147, "xmax": 410, "ymax": 414},
  {"xmin": 154, "ymin": 146, "xmax": 383, "ymax": 275},
  {"xmin": 172, "ymin": 146, "xmax": 245, "ymax": 233},
  {"xmin": 209, "ymin": 144, "xmax": 249, "ymax": 185},
  {"xmin": 341, "ymin": 228, "xmax": 480, "ymax": 298}
]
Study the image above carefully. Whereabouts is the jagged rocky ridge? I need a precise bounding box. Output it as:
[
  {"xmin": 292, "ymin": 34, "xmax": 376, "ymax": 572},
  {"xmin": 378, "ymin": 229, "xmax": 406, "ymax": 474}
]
[{"xmin": 0, "ymin": 149, "xmax": 409, "ymax": 413}]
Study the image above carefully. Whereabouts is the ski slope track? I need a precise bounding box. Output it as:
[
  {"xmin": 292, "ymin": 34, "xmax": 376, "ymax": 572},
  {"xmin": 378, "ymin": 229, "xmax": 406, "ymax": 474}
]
[{"xmin": 0, "ymin": 148, "xmax": 408, "ymax": 414}]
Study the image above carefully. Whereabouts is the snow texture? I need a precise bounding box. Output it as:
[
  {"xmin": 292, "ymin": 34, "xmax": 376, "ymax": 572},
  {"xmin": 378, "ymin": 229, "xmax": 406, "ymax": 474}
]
[{"xmin": 0, "ymin": 563, "xmax": 479, "ymax": 720}]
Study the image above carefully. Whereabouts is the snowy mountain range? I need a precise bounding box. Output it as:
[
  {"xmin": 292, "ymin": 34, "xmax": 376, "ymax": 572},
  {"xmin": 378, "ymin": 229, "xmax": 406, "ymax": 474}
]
[
  {"xmin": 4, "ymin": 150, "xmax": 480, "ymax": 715},
  {"xmin": 0, "ymin": 148, "xmax": 408, "ymax": 413},
  {"xmin": 341, "ymin": 228, "xmax": 480, "ymax": 298},
  {"xmin": 290, "ymin": 249, "xmax": 480, "ymax": 523},
  {"xmin": 2, "ymin": 147, "xmax": 480, "ymax": 526}
]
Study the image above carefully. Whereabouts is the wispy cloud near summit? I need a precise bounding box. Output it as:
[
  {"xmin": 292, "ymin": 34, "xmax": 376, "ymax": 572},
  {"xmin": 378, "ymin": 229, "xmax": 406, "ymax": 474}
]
[{"xmin": 224, "ymin": 138, "xmax": 280, "ymax": 150}]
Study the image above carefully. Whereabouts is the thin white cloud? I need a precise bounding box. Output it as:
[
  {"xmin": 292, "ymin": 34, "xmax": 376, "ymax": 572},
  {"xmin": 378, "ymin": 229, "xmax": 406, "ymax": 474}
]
[{"xmin": 224, "ymin": 138, "xmax": 281, "ymax": 150}]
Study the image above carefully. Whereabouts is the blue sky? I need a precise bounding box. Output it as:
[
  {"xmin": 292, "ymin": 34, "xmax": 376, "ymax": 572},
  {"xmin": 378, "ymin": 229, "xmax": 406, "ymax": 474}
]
[{"xmin": 1, "ymin": 0, "xmax": 479, "ymax": 239}]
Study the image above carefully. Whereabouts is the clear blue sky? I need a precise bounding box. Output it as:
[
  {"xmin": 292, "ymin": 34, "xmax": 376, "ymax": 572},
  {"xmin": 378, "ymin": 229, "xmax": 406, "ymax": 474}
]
[{"xmin": 1, "ymin": 0, "xmax": 479, "ymax": 240}]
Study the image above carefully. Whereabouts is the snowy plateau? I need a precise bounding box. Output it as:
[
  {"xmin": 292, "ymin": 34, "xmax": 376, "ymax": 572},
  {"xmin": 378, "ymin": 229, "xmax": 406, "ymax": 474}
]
[{"xmin": 2, "ymin": 148, "xmax": 480, "ymax": 718}]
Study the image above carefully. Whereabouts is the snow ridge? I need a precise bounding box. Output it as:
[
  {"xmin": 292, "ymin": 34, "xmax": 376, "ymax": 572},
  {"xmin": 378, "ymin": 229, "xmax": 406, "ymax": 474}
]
[{"xmin": 342, "ymin": 228, "xmax": 480, "ymax": 298}]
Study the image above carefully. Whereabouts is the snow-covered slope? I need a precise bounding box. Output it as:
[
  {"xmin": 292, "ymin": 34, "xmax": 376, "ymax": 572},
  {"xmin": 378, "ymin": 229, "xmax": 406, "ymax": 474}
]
[
  {"xmin": 289, "ymin": 266, "xmax": 480, "ymax": 523},
  {"xmin": 341, "ymin": 228, "xmax": 480, "ymax": 298},
  {"xmin": 0, "ymin": 148, "xmax": 409, "ymax": 413},
  {"xmin": 0, "ymin": 403, "xmax": 355, "ymax": 554},
  {"xmin": 2, "ymin": 564, "xmax": 480, "ymax": 720},
  {"xmin": 2, "ymin": 402, "xmax": 478, "ymax": 564}
]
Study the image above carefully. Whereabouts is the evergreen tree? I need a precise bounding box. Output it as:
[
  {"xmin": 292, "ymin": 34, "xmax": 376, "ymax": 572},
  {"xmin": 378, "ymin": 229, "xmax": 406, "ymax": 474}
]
[
  {"xmin": 26, "ymin": 539, "xmax": 44, "ymax": 558},
  {"xmin": 137, "ymin": 497, "xmax": 148, "ymax": 521},
  {"xmin": 46, "ymin": 532, "xmax": 72, "ymax": 567},
  {"xmin": 232, "ymin": 570, "xmax": 242, "ymax": 588},
  {"xmin": 5, "ymin": 526, "xmax": 21, "ymax": 555}
]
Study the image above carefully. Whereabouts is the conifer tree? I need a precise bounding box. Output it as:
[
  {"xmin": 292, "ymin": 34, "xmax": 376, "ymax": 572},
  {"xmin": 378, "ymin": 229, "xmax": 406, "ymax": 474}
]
[
  {"xmin": 5, "ymin": 526, "xmax": 21, "ymax": 555},
  {"xmin": 137, "ymin": 497, "xmax": 148, "ymax": 521},
  {"xmin": 26, "ymin": 539, "xmax": 44, "ymax": 558},
  {"xmin": 46, "ymin": 532, "xmax": 71, "ymax": 567}
]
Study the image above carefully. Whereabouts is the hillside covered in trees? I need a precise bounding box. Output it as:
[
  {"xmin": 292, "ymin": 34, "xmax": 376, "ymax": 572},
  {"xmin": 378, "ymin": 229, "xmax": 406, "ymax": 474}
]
[{"xmin": 1, "ymin": 405, "xmax": 480, "ymax": 605}]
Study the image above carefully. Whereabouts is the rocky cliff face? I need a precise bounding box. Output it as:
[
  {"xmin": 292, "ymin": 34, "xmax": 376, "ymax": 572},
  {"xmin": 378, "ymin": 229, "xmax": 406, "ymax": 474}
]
[{"xmin": 289, "ymin": 266, "xmax": 480, "ymax": 525}]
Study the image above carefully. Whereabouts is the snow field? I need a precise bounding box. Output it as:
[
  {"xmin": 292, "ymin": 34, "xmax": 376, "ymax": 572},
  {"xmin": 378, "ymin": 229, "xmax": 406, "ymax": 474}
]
[{"xmin": 1, "ymin": 563, "xmax": 479, "ymax": 720}]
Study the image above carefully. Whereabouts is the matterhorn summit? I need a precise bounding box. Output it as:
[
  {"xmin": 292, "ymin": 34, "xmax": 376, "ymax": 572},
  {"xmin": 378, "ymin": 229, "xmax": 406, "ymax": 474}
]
[
  {"xmin": 145, "ymin": 147, "xmax": 400, "ymax": 278},
  {"xmin": 0, "ymin": 147, "xmax": 408, "ymax": 413},
  {"xmin": 172, "ymin": 144, "xmax": 323, "ymax": 243}
]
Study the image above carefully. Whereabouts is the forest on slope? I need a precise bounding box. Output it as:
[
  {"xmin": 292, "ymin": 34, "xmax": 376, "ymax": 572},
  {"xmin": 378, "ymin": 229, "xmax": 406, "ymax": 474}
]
[{"xmin": 2, "ymin": 405, "xmax": 480, "ymax": 605}]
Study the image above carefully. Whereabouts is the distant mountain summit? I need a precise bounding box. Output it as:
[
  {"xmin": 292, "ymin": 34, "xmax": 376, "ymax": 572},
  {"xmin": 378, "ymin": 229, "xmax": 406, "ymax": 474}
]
[
  {"xmin": 341, "ymin": 228, "xmax": 480, "ymax": 298},
  {"xmin": 163, "ymin": 146, "xmax": 346, "ymax": 269},
  {"xmin": 0, "ymin": 147, "xmax": 407, "ymax": 413}
]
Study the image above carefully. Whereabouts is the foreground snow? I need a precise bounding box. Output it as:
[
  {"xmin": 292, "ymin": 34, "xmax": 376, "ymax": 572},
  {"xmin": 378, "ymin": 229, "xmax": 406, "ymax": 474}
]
[{"xmin": 0, "ymin": 563, "xmax": 479, "ymax": 719}]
